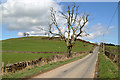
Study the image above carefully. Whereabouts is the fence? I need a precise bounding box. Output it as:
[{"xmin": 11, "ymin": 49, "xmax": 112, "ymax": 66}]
[
  {"xmin": 1, "ymin": 52, "xmax": 87, "ymax": 74},
  {"xmin": 104, "ymin": 50, "xmax": 120, "ymax": 64}
]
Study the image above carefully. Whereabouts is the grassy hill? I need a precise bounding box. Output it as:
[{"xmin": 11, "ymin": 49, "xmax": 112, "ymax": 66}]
[
  {"xmin": 2, "ymin": 36, "xmax": 94, "ymax": 52},
  {"xmin": 2, "ymin": 36, "xmax": 95, "ymax": 65}
]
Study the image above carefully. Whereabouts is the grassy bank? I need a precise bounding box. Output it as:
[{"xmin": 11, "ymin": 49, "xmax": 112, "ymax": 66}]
[
  {"xmin": 2, "ymin": 53, "xmax": 88, "ymax": 78},
  {"xmin": 98, "ymin": 52, "xmax": 118, "ymax": 78}
]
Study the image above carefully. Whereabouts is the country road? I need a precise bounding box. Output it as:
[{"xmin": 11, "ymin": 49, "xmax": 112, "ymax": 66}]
[{"xmin": 32, "ymin": 46, "xmax": 99, "ymax": 78}]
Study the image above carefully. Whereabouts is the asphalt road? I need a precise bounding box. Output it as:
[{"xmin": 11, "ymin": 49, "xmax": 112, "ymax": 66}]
[{"xmin": 33, "ymin": 46, "xmax": 99, "ymax": 78}]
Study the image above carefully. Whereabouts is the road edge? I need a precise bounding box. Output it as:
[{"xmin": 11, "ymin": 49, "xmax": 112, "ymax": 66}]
[
  {"xmin": 93, "ymin": 47, "xmax": 99, "ymax": 79},
  {"xmin": 27, "ymin": 53, "xmax": 90, "ymax": 79}
]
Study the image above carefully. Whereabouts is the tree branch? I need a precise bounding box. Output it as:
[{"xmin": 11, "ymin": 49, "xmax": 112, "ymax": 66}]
[
  {"xmin": 76, "ymin": 14, "xmax": 89, "ymax": 37},
  {"xmin": 50, "ymin": 7, "xmax": 65, "ymax": 38}
]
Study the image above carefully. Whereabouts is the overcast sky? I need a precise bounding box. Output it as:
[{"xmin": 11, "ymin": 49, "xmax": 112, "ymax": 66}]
[{"xmin": 0, "ymin": 0, "xmax": 118, "ymax": 45}]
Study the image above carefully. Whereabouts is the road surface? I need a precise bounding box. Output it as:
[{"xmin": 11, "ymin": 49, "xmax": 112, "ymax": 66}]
[{"xmin": 33, "ymin": 46, "xmax": 99, "ymax": 78}]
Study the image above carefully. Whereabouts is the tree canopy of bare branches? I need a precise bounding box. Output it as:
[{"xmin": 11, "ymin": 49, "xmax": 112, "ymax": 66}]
[{"xmin": 41, "ymin": 4, "xmax": 89, "ymax": 57}]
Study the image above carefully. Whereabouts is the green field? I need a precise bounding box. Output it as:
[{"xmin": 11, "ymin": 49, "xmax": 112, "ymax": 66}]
[
  {"xmin": 98, "ymin": 52, "xmax": 118, "ymax": 78},
  {"xmin": 2, "ymin": 36, "xmax": 93, "ymax": 52},
  {"xmin": 105, "ymin": 45, "xmax": 118, "ymax": 50},
  {"xmin": 2, "ymin": 36, "xmax": 94, "ymax": 66},
  {"xmin": 105, "ymin": 45, "xmax": 119, "ymax": 54}
]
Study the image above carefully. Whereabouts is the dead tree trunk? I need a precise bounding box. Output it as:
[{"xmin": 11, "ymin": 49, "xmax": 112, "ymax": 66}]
[{"xmin": 67, "ymin": 46, "xmax": 73, "ymax": 58}]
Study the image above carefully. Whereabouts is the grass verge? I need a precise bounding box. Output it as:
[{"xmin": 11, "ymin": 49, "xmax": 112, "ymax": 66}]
[
  {"xmin": 2, "ymin": 53, "xmax": 88, "ymax": 78},
  {"xmin": 98, "ymin": 52, "xmax": 118, "ymax": 78}
]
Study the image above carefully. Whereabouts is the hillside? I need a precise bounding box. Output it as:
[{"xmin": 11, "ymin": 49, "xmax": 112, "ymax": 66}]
[
  {"xmin": 2, "ymin": 36, "xmax": 95, "ymax": 65},
  {"xmin": 2, "ymin": 36, "xmax": 95, "ymax": 52}
]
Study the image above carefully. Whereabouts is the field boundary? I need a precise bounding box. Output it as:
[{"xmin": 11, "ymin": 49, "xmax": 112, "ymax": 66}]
[
  {"xmin": 2, "ymin": 53, "xmax": 88, "ymax": 78},
  {"xmin": 2, "ymin": 50, "xmax": 87, "ymax": 54},
  {"xmin": 2, "ymin": 52, "xmax": 87, "ymax": 75},
  {"xmin": 103, "ymin": 53, "xmax": 118, "ymax": 69}
]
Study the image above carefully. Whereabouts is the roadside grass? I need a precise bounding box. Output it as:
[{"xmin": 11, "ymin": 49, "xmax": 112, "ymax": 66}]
[
  {"xmin": 98, "ymin": 52, "xmax": 118, "ymax": 78},
  {"xmin": 2, "ymin": 52, "xmax": 64, "ymax": 66},
  {"xmin": 2, "ymin": 53, "xmax": 88, "ymax": 78}
]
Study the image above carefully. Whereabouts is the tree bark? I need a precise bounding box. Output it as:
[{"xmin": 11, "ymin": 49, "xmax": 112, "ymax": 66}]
[{"xmin": 67, "ymin": 46, "xmax": 73, "ymax": 58}]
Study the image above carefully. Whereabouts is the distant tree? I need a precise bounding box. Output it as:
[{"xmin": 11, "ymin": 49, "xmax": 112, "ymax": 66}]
[
  {"xmin": 104, "ymin": 43, "xmax": 116, "ymax": 46},
  {"xmin": 40, "ymin": 4, "xmax": 89, "ymax": 57},
  {"xmin": 24, "ymin": 32, "xmax": 29, "ymax": 37}
]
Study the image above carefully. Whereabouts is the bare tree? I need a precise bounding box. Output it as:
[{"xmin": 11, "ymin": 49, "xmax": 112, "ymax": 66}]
[{"xmin": 40, "ymin": 4, "xmax": 89, "ymax": 58}]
